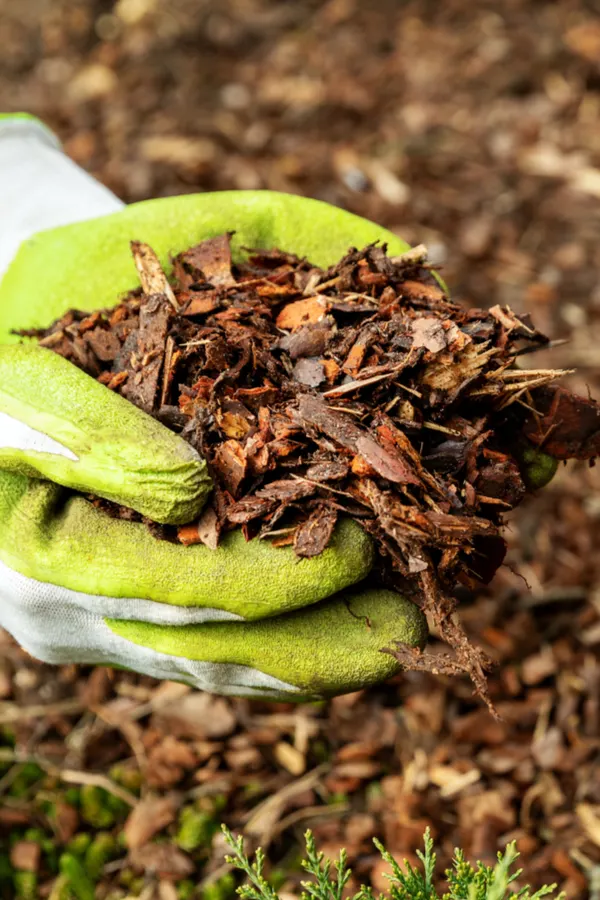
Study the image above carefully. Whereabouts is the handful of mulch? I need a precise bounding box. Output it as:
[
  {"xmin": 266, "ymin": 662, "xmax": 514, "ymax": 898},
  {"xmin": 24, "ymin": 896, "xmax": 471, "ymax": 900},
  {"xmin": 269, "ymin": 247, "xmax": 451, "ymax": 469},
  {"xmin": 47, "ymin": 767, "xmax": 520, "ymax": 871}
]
[{"xmin": 29, "ymin": 234, "xmax": 600, "ymax": 709}]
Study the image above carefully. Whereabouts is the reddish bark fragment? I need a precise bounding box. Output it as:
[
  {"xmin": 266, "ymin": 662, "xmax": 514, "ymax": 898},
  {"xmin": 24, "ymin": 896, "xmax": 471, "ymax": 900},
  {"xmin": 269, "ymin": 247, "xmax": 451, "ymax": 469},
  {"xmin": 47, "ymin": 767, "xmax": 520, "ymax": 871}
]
[
  {"xmin": 183, "ymin": 292, "xmax": 220, "ymax": 316},
  {"xmin": 84, "ymin": 326, "xmax": 122, "ymax": 361},
  {"xmin": 306, "ymin": 459, "xmax": 349, "ymax": 481},
  {"xmin": 121, "ymin": 296, "xmax": 170, "ymax": 414},
  {"xmin": 321, "ymin": 358, "xmax": 341, "ymax": 384},
  {"xmin": 279, "ymin": 323, "xmax": 333, "ymax": 359},
  {"xmin": 476, "ymin": 458, "xmax": 526, "ymax": 508},
  {"xmin": 227, "ymin": 496, "xmax": 277, "ymax": 525},
  {"xmin": 294, "ymin": 504, "xmax": 339, "ymax": 558},
  {"xmin": 355, "ymin": 435, "xmax": 420, "ymax": 485},
  {"xmin": 107, "ymin": 370, "xmax": 129, "ymax": 390},
  {"xmin": 524, "ymin": 385, "xmax": 600, "ymax": 459},
  {"xmin": 268, "ymin": 438, "xmax": 302, "ymax": 457},
  {"xmin": 77, "ymin": 310, "xmax": 103, "ymax": 333},
  {"xmin": 179, "ymin": 233, "xmax": 236, "ymax": 287},
  {"xmin": 400, "ymin": 280, "xmax": 446, "ymax": 302},
  {"xmin": 295, "ymin": 394, "xmax": 364, "ymax": 451},
  {"xmin": 213, "ymin": 440, "xmax": 247, "ymax": 497},
  {"xmin": 255, "ymin": 281, "xmax": 299, "ymax": 298},
  {"xmin": 351, "ymin": 454, "xmax": 378, "ymax": 477},
  {"xmin": 343, "ymin": 341, "xmax": 367, "ymax": 375},
  {"xmin": 235, "ymin": 385, "xmax": 279, "ymax": 410},
  {"xmin": 276, "ymin": 296, "xmax": 328, "ymax": 329},
  {"xmin": 256, "ymin": 479, "xmax": 316, "ymax": 504}
]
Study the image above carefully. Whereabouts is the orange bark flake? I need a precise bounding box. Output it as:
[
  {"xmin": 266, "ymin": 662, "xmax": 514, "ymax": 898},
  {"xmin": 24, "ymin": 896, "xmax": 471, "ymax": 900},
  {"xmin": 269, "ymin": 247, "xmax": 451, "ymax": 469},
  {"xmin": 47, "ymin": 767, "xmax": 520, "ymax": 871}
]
[
  {"xmin": 321, "ymin": 358, "xmax": 341, "ymax": 384},
  {"xmin": 275, "ymin": 296, "xmax": 328, "ymax": 330},
  {"xmin": 351, "ymin": 454, "xmax": 378, "ymax": 477},
  {"xmin": 343, "ymin": 342, "xmax": 367, "ymax": 375}
]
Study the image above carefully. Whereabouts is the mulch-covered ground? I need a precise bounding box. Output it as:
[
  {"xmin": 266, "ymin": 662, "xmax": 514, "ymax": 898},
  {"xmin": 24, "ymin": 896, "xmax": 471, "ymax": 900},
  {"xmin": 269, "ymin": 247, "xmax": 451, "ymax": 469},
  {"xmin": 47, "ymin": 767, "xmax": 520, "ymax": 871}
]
[{"xmin": 1, "ymin": 1, "xmax": 599, "ymax": 897}]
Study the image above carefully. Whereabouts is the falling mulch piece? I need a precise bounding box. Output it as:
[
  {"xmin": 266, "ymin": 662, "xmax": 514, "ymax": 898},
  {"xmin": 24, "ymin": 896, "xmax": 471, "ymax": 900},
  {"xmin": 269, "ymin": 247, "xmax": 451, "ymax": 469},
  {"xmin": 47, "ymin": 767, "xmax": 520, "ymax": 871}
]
[{"xmin": 28, "ymin": 234, "xmax": 600, "ymax": 708}]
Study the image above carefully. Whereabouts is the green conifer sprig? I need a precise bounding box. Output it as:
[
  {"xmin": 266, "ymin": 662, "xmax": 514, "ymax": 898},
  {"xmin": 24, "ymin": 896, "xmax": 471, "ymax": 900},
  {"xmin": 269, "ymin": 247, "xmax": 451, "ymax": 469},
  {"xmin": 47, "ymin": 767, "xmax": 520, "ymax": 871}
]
[{"xmin": 222, "ymin": 826, "xmax": 564, "ymax": 900}]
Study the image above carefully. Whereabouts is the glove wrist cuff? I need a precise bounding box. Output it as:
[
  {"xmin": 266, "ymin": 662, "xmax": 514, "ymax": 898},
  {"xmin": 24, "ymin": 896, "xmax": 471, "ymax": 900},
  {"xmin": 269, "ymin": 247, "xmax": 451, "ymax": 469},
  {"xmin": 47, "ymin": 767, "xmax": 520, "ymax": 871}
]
[
  {"xmin": 0, "ymin": 113, "xmax": 62, "ymax": 151},
  {"xmin": 0, "ymin": 114, "xmax": 124, "ymax": 280}
]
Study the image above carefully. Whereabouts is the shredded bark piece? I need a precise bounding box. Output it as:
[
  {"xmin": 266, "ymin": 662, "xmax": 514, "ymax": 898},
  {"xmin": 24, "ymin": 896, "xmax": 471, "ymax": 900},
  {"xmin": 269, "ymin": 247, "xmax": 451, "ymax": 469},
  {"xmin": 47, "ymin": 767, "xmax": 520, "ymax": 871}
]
[
  {"xmin": 178, "ymin": 233, "xmax": 237, "ymax": 288},
  {"xmin": 293, "ymin": 503, "xmax": 339, "ymax": 558},
  {"xmin": 131, "ymin": 241, "xmax": 180, "ymax": 311},
  {"xmin": 522, "ymin": 385, "xmax": 600, "ymax": 459},
  {"xmin": 33, "ymin": 233, "xmax": 599, "ymax": 706}
]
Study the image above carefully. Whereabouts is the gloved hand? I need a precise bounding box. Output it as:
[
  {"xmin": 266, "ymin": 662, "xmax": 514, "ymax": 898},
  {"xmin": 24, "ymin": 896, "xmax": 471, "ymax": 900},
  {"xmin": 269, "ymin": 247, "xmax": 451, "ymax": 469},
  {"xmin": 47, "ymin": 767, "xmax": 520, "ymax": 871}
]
[{"xmin": 0, "ymin": 115, "xmax": 427, "ymax": 700}]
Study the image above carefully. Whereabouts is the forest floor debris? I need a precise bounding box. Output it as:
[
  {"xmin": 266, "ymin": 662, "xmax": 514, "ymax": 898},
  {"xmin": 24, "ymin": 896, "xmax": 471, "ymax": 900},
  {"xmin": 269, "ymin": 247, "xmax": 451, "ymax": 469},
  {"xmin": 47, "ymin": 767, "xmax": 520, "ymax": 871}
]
[{"xmin": 1, "ymin": 0, "xmax": 600, "ymax": 896}]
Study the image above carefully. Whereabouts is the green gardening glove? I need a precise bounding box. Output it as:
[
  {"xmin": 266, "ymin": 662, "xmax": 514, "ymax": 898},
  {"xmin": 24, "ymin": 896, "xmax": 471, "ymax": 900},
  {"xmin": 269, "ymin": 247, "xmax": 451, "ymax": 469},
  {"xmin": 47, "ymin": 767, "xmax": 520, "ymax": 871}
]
[{"xmin": 0, "ymin": 116, "xmax": 427, "ymax": 700}]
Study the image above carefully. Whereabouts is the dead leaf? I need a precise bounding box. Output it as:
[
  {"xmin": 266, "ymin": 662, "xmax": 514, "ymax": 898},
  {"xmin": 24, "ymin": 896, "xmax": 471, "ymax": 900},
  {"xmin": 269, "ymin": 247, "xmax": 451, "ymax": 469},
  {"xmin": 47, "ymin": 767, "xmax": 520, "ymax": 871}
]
[
  {"xmin": 577, "ymin": 804, "xmax": 600, "ymax": 848},
  {"xmin": 274, "ymin": 741, "xmax": 306, "ymax": 775},
  {"xmin": 153, "ymin": 692, "xmax": 236, "ymax": 740},
  {"xmin": 564, "ymin": 22, "xmax": 600, "ymax": 64},
  {"xmin": 10, "ymin": 842, "xmax": 41, "ymax": 872},
  {"xmin": 129, "ymin": 843, "xmax": 194, "ymax": 879},
  {"xmin": 125, "ymin": 795, "xmax": 179, "ymax": 850},
  {"xmin": 53, "ymin": 800, "xmax": 79, "ymax": 843}
]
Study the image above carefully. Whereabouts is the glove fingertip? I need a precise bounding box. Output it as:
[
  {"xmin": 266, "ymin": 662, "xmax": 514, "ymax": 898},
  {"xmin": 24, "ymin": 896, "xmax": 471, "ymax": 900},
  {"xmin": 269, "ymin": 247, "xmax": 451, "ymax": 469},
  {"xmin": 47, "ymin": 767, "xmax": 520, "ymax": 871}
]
[{"xmin": 0, "ymin": 343, "xmax": 212, "ymax": 523}]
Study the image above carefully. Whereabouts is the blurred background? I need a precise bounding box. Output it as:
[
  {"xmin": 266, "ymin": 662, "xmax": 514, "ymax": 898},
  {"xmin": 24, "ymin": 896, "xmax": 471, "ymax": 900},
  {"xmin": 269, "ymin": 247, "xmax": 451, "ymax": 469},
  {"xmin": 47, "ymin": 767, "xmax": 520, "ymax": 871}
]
[{"xmin": 0, "ymin": 1, "xmax": 599, "ymax": 898}]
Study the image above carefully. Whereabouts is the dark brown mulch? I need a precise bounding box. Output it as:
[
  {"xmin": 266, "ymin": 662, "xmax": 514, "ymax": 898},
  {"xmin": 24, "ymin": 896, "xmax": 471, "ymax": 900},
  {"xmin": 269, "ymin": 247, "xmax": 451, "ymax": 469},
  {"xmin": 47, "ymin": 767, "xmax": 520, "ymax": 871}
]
[
  {"xmin": 29, "ymin": 232, "xmax": 597, "ymax": 712},
  {"xmin": 1, "ymin": 1, "xmax": 599, "ymax": 897}
]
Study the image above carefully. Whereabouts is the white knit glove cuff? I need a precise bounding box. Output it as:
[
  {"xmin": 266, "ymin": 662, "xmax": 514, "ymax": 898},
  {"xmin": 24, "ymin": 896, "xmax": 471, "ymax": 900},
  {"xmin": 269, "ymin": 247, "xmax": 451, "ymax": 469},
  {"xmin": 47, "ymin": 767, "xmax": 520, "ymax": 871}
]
[{"xmin": 0, "ymin": 115, "xmax": 124, "ymax": 279}]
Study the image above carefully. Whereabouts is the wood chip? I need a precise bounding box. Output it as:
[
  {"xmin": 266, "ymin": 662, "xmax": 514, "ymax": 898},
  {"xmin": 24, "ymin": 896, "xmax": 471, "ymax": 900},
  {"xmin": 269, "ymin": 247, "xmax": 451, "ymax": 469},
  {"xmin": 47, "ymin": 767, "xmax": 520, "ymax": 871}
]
[
  {"xmin": 276, "ymin": 296, "xmax": 328, "ymax": 329},
  {"xmin": 131, "ymin": 241, "xmax": 179, "ymax": 310},
  {"xmin": 179, "ymin": 233, "xmax": 236, "ymax": 287}
]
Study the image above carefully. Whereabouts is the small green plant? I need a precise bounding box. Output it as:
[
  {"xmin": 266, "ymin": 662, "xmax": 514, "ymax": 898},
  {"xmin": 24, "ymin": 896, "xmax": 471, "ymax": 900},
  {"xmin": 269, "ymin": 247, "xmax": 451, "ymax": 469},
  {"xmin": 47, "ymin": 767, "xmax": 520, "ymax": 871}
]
[{"xmin": 222, "ymin": 826, "xmax": 564, "ymax": 900}]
